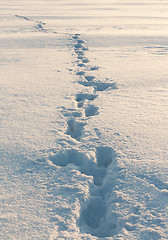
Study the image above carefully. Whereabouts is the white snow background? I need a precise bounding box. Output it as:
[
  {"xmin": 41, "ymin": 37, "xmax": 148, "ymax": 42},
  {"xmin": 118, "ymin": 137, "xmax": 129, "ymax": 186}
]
[{"xmin": 0, "ymin": 0, "xmax": 168, "ymax": 239}]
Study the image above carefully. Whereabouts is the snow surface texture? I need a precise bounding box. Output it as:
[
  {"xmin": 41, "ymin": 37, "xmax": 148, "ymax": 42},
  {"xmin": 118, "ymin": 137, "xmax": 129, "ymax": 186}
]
[{"xmin": 1, "ymin": 0, "xmax": 168, "ymax": 239}]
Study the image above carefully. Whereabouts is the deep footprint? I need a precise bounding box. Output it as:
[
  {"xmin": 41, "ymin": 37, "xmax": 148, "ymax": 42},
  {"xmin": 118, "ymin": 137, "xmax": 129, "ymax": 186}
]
[
  {"xmin": 66, "ymin": 118, "xmax": 85, "ymax": 141},
  {"xmin": 82, "ymin": 197, "xmax": 106, "ymax": 229},
  {"xmin": 96, "ymin": 147, "xmax": 117, "ymax": 168},
  {"xmin": 85, "ymin": 76, "xmax": 95, "ymax": 81},
  {"xmin": 49, "ymin": 149, "xmax": 87, "ymax": 167},
  {"xmin": 85, "ymin": 105, "xmax": 99, "ymax": 117}
]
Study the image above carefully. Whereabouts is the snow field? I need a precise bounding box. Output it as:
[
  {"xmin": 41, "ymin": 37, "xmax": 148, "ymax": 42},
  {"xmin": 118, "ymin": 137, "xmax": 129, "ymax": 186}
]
[{"xmin": 1, "ymin": 0, "xmax": 168, "ymax": 239}]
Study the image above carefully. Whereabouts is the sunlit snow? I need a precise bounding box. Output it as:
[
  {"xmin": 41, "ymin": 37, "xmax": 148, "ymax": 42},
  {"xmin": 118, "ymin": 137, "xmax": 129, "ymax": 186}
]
[{"xmin": 0, "ymin": 0, "xmax": 168, "ymax": 239}]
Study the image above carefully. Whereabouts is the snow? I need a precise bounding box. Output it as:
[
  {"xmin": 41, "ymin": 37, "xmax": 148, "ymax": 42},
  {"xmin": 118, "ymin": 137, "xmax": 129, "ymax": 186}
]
[{"xmin": 0, "ymin": 0, "xmax": 168, "ymax": 239}]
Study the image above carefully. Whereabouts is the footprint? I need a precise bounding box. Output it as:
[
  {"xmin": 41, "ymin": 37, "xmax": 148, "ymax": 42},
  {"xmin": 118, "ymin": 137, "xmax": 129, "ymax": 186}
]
[
  {"xmin": 76, "ymin": 93, "xmax": 98, "ymax": 108},
  {"xmin": 75, "ymin": 49, "xmax": 84, "ymax": 55},
  {"xmin": 77, "ymin": 63, "xmax": 86, "ymax": 67},
  {"xmin": 95, "ymin": 82, "xmax": 117, "ymax": 91},
  {"xmin": 77, "ymin": 39, "xmax": 86, "ymax": 44},
  {"xmin": 85, "ymin": 105, "xmax": 99, "ymax": 117},
  {"xmin": 72, "ymin": 36, "xmax": 79, "ymax": 40},
  {"xmin": 82, "ymin": 197, "xmax": 106, "ymax": 229},
  {"xmin": 85, "ymin": 76, "xmax": 95, "ymax": 81},
  {"xmin": 78, "ymin": 81, "xmax": 117, "ymax": 91},
  {"xmin": 78, "ymin": 56, "xmax": 84, "ymax": 60},
  {"xmin": 96, "ymin": 147, "xmax": 116, "ymax": 168},
  {"xmin": 66, "ymin": 118, "xmax": 85, "ymax": 141},
  {"xmin": 76, "ymin": 71, "xmax": 85, "ymax": 76},
  {"xmin": 99, "ymin": 181, "xmax": 115, "ymax": 199},
  {"xmin": 49, "ymin": 149, "xmax": 87, "ymax": 167},
  {"xmin": 49, "ymin": 148, "xmax": 96, "ymax": 182},
  {"xmin": 82, "ymin": 47, "xmax": 89, "ymax": 51},
  {"xmin": 34, "ymin": 22, "xmax": 47, "ymax": 32},
  {"xmin": 76, "ymin": 93, "xmax": 98, "ymax": 102},
  {"xmin": 72, "ymin": 34, "xmax": 80, "ymax": 40},
  {"xmin": 92, "ymin": 168, "xmax": 107, "ymax": 186},
  {"xmin": 82, "ymin": 58, "xmax": 90, "ymax": 63},
  {"xmin": 90, "ymin": 66, "xmax": 99, "ymax": 71},
  {"xmin": 75, "ymin": 43, "xmax": 84, "ymax": 49},
  {"xmin": 74, "ymin": 43, "xmax": 88, "ymax": 51}
]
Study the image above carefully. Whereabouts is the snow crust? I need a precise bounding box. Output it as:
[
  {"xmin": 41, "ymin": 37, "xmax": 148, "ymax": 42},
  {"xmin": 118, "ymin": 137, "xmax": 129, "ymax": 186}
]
[{"xmin": 0, "ymin": 0, "xmax": 168, "ymax": 239}]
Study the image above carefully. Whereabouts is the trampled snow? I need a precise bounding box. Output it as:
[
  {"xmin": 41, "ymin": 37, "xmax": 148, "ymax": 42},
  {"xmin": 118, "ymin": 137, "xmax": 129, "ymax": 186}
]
[{"xmin": 0, "ymin": 0, "xmax": 168, "ymax": 239}]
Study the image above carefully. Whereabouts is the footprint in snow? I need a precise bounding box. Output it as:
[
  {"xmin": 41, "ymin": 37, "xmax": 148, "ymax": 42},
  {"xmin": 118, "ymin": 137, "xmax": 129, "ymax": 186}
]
[
  {"xmin": 75, "ymin": 49, "xmax": 85, "ymax": 55},
  {"xmin": 78, "ymin": 81, "xmax": 117, "ymax": 92},
  {"xmin": 85, "ymin": 76, "xmax": 95, "ymax": 81},
  {"xmin": 82, "ymin": 58, "xmax": 90, "ymax": 63},
  {"xmin": 77, "ymin": 63, "xmax": 86, "ymax": 67},
  {"xmin": 90, "ymin": 66, "xmax": 99, "ymax": 71},
  {"xmin": 66, "ymin": 118, "xmax": 85, "ymax": 141},
  {"xmin": 72, "ymin": 34, "xmax": 80, "ymax": 40},
  {"xmin": 74, "ymin": 43, "xmax": 88, "ymax": 51},
  {"xmin": 77, "ymin": 56, "xmax": 84, "ymax": 60},
  {"xmin": 76, "ymin": 71, "xmax": 85, "ymax": 76},
  {"xmin": 85, "ymin": 105, "xmax": 99, "ymax": 117},
  {"xmin": 77, "ymin": 39, "xmax": 86, "ymax": 44},
  {"xmin": 76, "ymin": 93, "xmax": 98, "ymax": 108}
]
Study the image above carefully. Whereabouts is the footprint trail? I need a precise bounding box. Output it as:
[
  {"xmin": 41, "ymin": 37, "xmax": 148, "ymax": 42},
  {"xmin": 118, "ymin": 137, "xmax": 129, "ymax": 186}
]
[
  {"xmin": 53, "ymin": 33, "xmax": 121, "ymax": 237},
  {"xmin": 15, "ymin": 17, "xmax": 122, "ymax": 237},
  {"xmin": 15, "ymin": 14, "xmax": 48, "ymax": 32}
]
